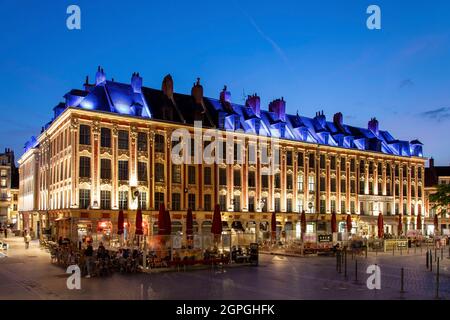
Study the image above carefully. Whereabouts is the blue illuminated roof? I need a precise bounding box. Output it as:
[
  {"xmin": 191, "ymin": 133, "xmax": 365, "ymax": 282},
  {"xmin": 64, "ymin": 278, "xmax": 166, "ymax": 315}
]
[{"xmin": 41, "ymin": 68, "xmax": 423, "ymax": 158}]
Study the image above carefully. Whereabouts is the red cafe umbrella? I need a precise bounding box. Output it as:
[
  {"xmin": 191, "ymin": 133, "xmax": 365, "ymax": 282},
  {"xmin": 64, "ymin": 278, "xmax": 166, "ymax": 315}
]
[
  {"xmin": 398, "ymin": 214, "xmax": 403, "ymax": 235},
  {"xmin": 377, "ymin": 212, "xmax": 384, "ymax": 238},
  {"xmin": 346, "ymin": 214, "xmax": 352, "ymax": 233},
  {"xmin": 135, "ymin": 208, "xmax": 143, "ymax": 235},
  {"xmin": 186, "ymin": 208, "xmax": 193, "ymax": 237},
  {"xmin": 117, "ymin": 210, "xmax": 124, "ymax": 235},
  {"xmin": 331, "ymin": 211, "xmax": 337, "ymax": 233},
  {"xmin": 271, "ymin": 212, "xmax": 277, "ymax": 241},
  {"xmin": 416, "ymin": 212, "xmax": 422, "ymax": 231},
  {"xmin": 300, "ymin": 211, "xmax": 307, "ymax": 234},
  {"xmin": 211, "ymin": 204, "xmax": 222, "ymax": 235},
  {"xmin": 158, "ymin": 203, "xmax": 166, "ymax": 235},
  {"xmin": 434, "ymin": 214, "xmax": 439, "ymax": 233},
  {"xmin": 165, "ymin": 210, "xmax": 172, "ymax": 235}
]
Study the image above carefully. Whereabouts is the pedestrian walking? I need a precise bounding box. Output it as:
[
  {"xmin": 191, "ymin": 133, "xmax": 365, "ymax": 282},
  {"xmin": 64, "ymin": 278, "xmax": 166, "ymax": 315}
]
[
  {"xmin": 84, "ymin": 242, "xmax": 94, "ymax": 278},
  {"xmin": 24, "ymin": 232, "xmax": 31, "ymax": 249}
]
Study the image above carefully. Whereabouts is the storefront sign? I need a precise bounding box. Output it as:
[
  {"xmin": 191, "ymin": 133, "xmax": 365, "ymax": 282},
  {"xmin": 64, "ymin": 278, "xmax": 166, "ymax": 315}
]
[
  {"xmin": 303, "ymin": 233, "xmax": 316, "ymax": 243},
  {"xmin": 318, "ymin": 234, "xmax": 332, "ymax": 243}
]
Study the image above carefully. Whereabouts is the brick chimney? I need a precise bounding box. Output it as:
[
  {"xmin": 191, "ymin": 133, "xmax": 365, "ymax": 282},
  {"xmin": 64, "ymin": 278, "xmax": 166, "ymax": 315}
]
[
  {"xmin": 245, "ymin": 93, "xmax": 260, "ymax": 117},
  {"xmin": 191, "ymin": 78, "xmax": 204, "ymax": 105},
  {"xmin": 162, "ymin": 74, "xmax": 174, "ymax": 99},
  {"xmin": 95, "ymin": 66, "xmax": 106, "ymax": 85},
  {"xmin": 220, "ymin": 85, "xmax": 231, "ymax": 104},
  {"xmin": 269, "ymin": 97, "xmax": 286, "ymax": 122},
  {"xmin": 131, "ymin": 72, "xmax": 142, "ymax": 93},
  {"xmin": 368, "ymin": 117, "xmax": 379, "ymax": 135},
  {"xmin": 333, "ymin": 112, "xmax": 343, "ymax": 126},
  {"xmin": 429, "ymin": 157, "xmax": 434, "ymax": 168}
]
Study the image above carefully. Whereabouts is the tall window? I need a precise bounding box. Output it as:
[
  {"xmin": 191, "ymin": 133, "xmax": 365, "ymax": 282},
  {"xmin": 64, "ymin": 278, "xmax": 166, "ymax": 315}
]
[
  {"xmin": 172, "ymin": 193, "xmax": 181, "ymax": 211},
  {"xmin": 100, "ymin": 191, "xmax": 111, "ymax": 209},
  {"xmin": 320, "ymin": 177, "xmax": 326, "ymax": 192},
  {"xmin": 274, "ymin": 173, "xmax": 281, "ymax": 189},
  {"xmin": 403, "ymin": 183, "xmax": 408, "ymax": 197},
  {"xmin": 79, "ymin": 189, "xmax": 90, "ymax": 209},
  {"xmin": 261, "ymin": 197, "xmax": 268, "ymax": 212},
  {"xmin": 248, "ymin": 171, "xmax": 256, "ymax": 187},
  {"xmin": 330, "ymin": 156, "xmax": 336, "ymax": 170},
  {"xmin": 298, "ymin": 174, "xmax": 304, "ymax": 192},
  {"xmin": 155, "ymin": 163, "xmax": 164, "ymax": 182},
  {"xmin": 79, "ymin": 157, "xmax": 91, "ymax": 178},
  {"xmin": 297, "ymin": 152, "xmax": 304, "ymax": 167},
  {"xmin": 286, "ymin": 151, "xmax": 293, "ymax": 166},
  {"xmin": 219, "ymin": 168, "xmax": 227, "ymax": 186},
  {"xmin": 188, "ymin": 166, "xmax": 196, "ymax": 184},
  {"xmin": 287, "ymin": 199, "xmax": 293, "ymax": 212},
  {"xmin": 341, "ymin": 201, "xmax": 346, "ymax": 213},
  {"xmin": 204, "ymin": 167, "xmax": 212, "ymax": 185},
  {"xmin": 287, "ymin": 174, "xmax": 293, "ymax": 190},
  {"xmin": 118, "ymin": 130, "xmax": 129, "ymax": 150},
  {"xmin": 188, "ymin": 194, "xmax": 196, "ymax": 210},
  {"xmin": 118, "ymin": 191, "xmax": 128, "ymax": 210},
  {"xmin": 204, "ymin": 194, "xmax": 211, "ymax": 211},
  {"xmin": 262, "ymin": 175, "xmax": 269, "ymax": 188},
  {"xmin": 340, "ymin": 158, "xmax": 346, "ymax": 171},
  {"xmin": 331, "ymin": 200, "xmax": 336, "ymax": 212},
  {"xmin": 350, "ymin": 159, "xmax": 355, "ymax": 172},
  {"xmin": 274, "ymin": 198, "xmax": 281, "ymax": 212},
  {"xmin": 248, "ymin": 196, "xmax": 255, "ymax": 212},
  {"xmin": 138, "ymin": 162, "xmax": 147, "ymax": 182},
  {"xmin": 154, "ymin": 192, "xmax": 164, "ymax": 210},
  {"xmin": 309, "ymin": 155, "xmax": 315, "ymax": 168},
  {"xmin": 137, "ymin": 132, "xmax": 147, "ymax": 151},
  {"xmin": 360, "ymin": 160, "xmax": 365, "ymax": 174},
  {"xmin": 320, "ymin": 155, "xmax": 326, "ymax": 169},
  {"xmin": 351, "ymin": 201, "xmax": 355, "ymax": 214},
  {"xmin": 319, "ymin": 200, "xmax": 326, "ymax": 213},
  {"xmin": 79, "ymin": 125, "xmax": 90, "ymax": 145},
  {"xmin": 330, "ymin": 178, "xmax": 336, "ymax": 192},
  {"xmin": 248, "ymin": 144, "xmax": 256, "ymax": 164},
  {"xmin": 100, "ymin": 159, "xmax": 111, "ymax": 179},
  {"xmin": 340, "ymin": 179, "xmax": 346, "ymax": 193},
  {"xmin": 172, "ymin": 165, "xmax": 181, "ymax": 183},
  {"xmin": 100, "ymin": 128, "xmax": 111, "ymax": 148},
  {"xmin": 155, "ymin": 134, "xmax": 165, "ymax": 153},
  {"xmin": 308, "ymin": 176, "xmax": 315, "ymax": 192},
  {"xmin": 233, "ymin": 196, "xmax": 241, "ymax": 212},
  {"xmin": 234, "ymin": 169, "xmax": 241, "ymax": 186},
  {"xmin": 139, "ymin": 191, "xmax": 147, "ymax": 210},
  {"xmin": 360, "ymin": 180, "xmax": 365, "ymax": 194},
  {"xmin": 219, "ymin": 195, "xmax": 227, "ymax": 211},
  {"xmin": 118, "ymin": 160, "xmax": 129, "ymax": 181}
]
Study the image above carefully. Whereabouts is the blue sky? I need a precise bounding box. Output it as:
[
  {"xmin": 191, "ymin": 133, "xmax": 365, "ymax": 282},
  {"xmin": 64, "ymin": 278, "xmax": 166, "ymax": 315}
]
[{"xmin": 1, "ymin": 0, "xmax": 449, "ymax": 164}]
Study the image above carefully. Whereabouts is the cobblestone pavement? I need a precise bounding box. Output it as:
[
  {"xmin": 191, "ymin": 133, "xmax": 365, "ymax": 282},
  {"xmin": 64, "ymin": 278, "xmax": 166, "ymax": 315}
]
[{"xmin": 0, "ymin": 236, "xmax": 449, "ymax": 300}]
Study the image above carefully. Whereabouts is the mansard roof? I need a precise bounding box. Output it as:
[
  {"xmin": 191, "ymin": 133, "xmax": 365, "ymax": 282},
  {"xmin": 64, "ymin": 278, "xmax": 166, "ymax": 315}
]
[{"xmin": 33, "ymin": 68, "xmax": 424, "ymax": 158}]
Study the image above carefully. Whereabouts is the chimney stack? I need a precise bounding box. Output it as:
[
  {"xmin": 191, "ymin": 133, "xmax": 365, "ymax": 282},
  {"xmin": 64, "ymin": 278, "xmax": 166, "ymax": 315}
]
[
  {"xmin": 333, "ymin": 112, "xmax": 343, "ymax": 127},
  {"xmin": 131, "ymin": 72, "xmax": 143, "ymax": 93},
  {"xmin": 368, "ymin": 117, "xmax": 379, "ymax": 135},
  {"xmin": 95, "ymin": 66, "xmax": 106, "ymax": 85},
  {"xmin": 220, "ymin": 85, "xmax": 231, "ymax": 104},
  {"xmin": 269, "ymin": 97, "xmax": 286, "ymax": 122},
  {"xmin": 245, "ymin": 93, "xmax": 260, "ymax": 117},
  {"xmin": 191, "ymin": 78, "xmax": 204, "ymax": 105},
  {"xmin": 429, "ymin": 157, "xmax": 434, "ymax": 168},
  {"xmin": 162, "ymin": 74, "xmax": 174, "ymax": 99}
]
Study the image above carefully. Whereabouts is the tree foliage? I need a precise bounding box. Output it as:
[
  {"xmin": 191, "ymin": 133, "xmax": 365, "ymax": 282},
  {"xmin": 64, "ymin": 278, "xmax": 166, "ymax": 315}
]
[{"xmin": 429, "ymin": 183, "xmax": 450, "ymax": 216}]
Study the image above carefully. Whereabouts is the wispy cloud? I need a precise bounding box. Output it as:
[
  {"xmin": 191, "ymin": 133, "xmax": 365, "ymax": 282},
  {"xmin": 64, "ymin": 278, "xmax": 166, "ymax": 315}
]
[
  {"xmin": 399, "ymin": 78, "xmax": 414, "ymax": 89},
  {"xmin": 419, "ymin": 107, "xmax": 450, "ymax": 121}
]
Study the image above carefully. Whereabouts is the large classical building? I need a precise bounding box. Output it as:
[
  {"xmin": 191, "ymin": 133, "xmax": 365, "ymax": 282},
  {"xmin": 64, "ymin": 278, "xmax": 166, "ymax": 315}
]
[
  {"xmin": 0, "ymin": 148, "xmax": 19, "ymax": 227},
  {"xmin": 18, "ymin": 67, "xmax": 427, "ymax": 242}
]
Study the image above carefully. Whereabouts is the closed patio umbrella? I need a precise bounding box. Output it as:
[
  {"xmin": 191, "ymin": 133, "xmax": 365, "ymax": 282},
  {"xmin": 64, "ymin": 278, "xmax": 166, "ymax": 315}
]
[
  {"xmin": 158, "ymin": 203, "xmax": 166, "ymax": 236},
  {"xmin": 300, "ymin": 211, "xmax": 307, "ymax": 235},
  {"xmin": 331, "ymin": 211, "xmax": 337, "ymax": 233},
  {"xmin": 416, "ymin": 213, "xmax": 422, "ymax": 231},
  {"xmin": 346, "ymin": 214, "xmax": 352, "ymax": 233},
  {"xmin": 186, "ymin": 208, "xmax": 193, "ymax": 237},
  {"xmin": 117, "ymin": 210, "xmax": 124, "ymax": 235},
  {"xmin": 377, "ymin": 212, "xmax": 384, "ymax": 239},
  {"xmin": 211, "ymin": 204, "xmax": 222, "ymax": 235},
  {"xmin": 398, "ymin": 214, "xmax": 403, "ymax": 236},
  {"xmin": 271, "ymin": 212, "xmax": 277, "ymax": 241},
  {"xmin": 164, "ymin": 210, "xmax": 172, "ymax": 235},
  {"xmin": 135, "ymin": 208, "xmax": 143, "ymax": 235}
]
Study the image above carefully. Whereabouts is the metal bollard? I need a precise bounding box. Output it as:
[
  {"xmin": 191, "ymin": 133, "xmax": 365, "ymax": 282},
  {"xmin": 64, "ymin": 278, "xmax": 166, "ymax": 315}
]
[
  {"xmin": 430, "ymin": 251, "xmax": 433, "ymax": 272},
  {"xmin": 426, "ymin": 250, "xmax": 429, "ymax": 269},
  {"xmin": 393, "ymin": 244, "xmax": 395, "ymax": 256},
  {"xmin": 336, "ymin": 251, "xmax": 340, "ymax": 272},
  {"xmin": 400, "ymin": 267, "xmax": 405, "ymax": 293},
  {"xmin": 435, "ymin": 258, "xmax": 440, "ymax": 299},
  {"xmin": 441, "ymin": 247, "xmax": 443, "ymax": 260},
  {"xmin": 435, "ymin": 248, "xmax": 437, "ymax": 262},
  {"xmin": 344, "ymin": 249, "xmax": 347, "ymax": 278},
  {"xmin": 354, "ymin": 259, "xmax": 358, "ymax": 283}
]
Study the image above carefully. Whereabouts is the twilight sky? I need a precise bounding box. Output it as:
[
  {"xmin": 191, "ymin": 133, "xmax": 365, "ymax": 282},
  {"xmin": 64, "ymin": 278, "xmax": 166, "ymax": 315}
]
[{"xmin": 0, "ymin": 0, "xmax": 449, "ymax": 165}]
